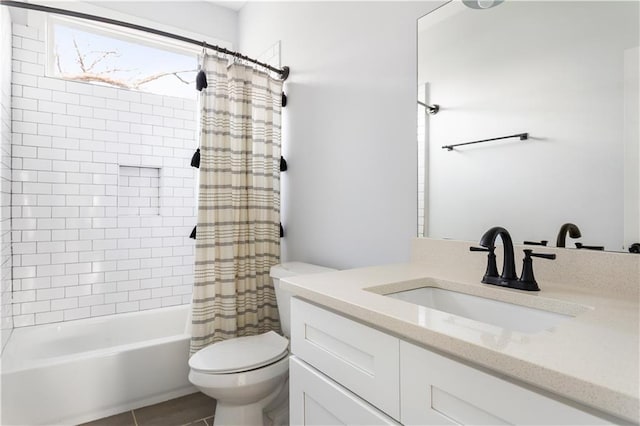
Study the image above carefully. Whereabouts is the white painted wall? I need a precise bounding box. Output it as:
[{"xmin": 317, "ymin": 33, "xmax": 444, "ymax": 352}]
[
  {"xmin": 238, "ymin": 1, "xmax": 444, "ymax": 269},
  {"xmin": 420, "ymin": 1, "xmax": 639, "ymax": 251}
]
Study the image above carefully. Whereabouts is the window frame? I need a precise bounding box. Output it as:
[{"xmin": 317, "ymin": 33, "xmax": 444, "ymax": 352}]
[{"xmin": 45, "ymin": 15, "xmax": 202, "ymax": 94}]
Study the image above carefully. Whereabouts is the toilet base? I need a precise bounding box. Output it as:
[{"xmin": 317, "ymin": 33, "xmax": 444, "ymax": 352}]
[
  {"xmin": 263, "ymin": 377, "xmax": 289, "ymax": 426},
  {"xmin": 212, "ymin": 380, "xmax": 287, "ymax": 426},
  {"xmin": 213, "ymin": 401, "xmax": 266, "ymax": 426}
]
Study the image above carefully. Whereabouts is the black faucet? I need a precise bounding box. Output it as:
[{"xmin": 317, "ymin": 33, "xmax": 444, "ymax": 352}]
[
  {"xmin": 556, "ymin": 223, "xmax": 581, "ymax": 248},
  {"xmin": 471, "ymin": 226, "xmax": 556, "ymax": 291},
  {"xmin": 475, "ymin": 226, "xmax": 518, "ymax": 286}
]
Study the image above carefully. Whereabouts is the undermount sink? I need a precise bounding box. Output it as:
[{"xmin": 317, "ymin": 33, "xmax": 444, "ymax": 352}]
[{"xmin": 386, "ymin": 287, "xmax": 573, "ymax": 334}]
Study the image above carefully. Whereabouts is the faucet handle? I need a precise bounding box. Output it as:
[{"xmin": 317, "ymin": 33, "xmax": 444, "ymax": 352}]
[
  {"xmin": 470, "ymin": 246, "xmax": 499, "ymax": 282},
  {"xmin": 523, "ymin": 240, "xmax": 548, "ymax": 246},
  {"xmin": 528, "ymin": 251, "xmax": 556, "ymax": 260},
  {"xmin": 575, "ymin": 243, "xmax": 604, "ymax": 251},
  {"xmin": 516, "ymin": 249, "xmax": 556, "ymax": 291},
  {"xmin": 470, "ymin": 246, "xmax": 491, "ymax": 252}
]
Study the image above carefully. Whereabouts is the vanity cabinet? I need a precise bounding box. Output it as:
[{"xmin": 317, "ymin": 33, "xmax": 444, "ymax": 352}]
[
  {"xmin": 290, "ymin": 357, "xmax": 399, "ymax": 425},
  {"xmin": 400, "ymin": 341, "xmax": 608, "ymax": 425},
  {"xmin": 290, "ymin": 297, "xmax": 612, "ymax": 426},
  {"xmin": 290, "ymin": 296, "xmax": 400, "ymax": 419}
]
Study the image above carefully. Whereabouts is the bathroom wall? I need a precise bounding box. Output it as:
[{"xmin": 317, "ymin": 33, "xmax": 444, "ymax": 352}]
[
  {"xmin": 238, "ymin": 1, "xmax": 445, "ymax": 270},
  {"xmin": 10, "ymin": 21, "xmax": 198, "ymax": 327},
  {"xmin": 1, "ymin": 6, "xmax": 14, "ymax": 349}
]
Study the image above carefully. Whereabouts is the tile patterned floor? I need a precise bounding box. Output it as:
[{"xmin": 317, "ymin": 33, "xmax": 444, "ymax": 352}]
[{"xmin": 80, "ymin": 392, "xmax": 216, "ymax": 426}]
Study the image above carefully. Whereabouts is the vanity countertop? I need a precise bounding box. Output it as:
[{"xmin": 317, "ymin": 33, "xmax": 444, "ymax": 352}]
[{"xmin": 280, "ymin": 242, "xmax": 639, "ymax": 423}]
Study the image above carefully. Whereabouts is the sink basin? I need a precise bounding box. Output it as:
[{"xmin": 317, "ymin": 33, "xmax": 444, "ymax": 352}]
[{"xmin": 386, "ymin": 287, "xmax": 573, "ymax": 334}]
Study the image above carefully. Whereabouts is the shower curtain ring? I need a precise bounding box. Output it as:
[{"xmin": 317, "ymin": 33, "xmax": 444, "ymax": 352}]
[{"xmin": 200, "ymin": 41, "xmax": 207, "ymax": 60}]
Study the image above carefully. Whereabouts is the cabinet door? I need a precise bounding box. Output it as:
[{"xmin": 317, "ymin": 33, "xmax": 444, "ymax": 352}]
[
  {"xmin": 290, "ymin": 298, "xmax": 400, "ymax": 419},
  {"xmin": 290, "ymin": 357, "xmax": 400, "ymax": 426},
  {"xmin": 400, "ymin": 341, "xmax": 610, "ymax": 425}
]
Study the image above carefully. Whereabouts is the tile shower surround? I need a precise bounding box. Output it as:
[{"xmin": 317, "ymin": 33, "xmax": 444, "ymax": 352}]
[
  {"xmin": 118, "ymin": 166, "xmax": 161, "ymax": 217},
  {"xmin": 1, "ymin": 8, "xmax": 14, "ymax": 349},
  {"xmin": 10, "ymin": 22, "xmax": 198, "ymax": 327}
]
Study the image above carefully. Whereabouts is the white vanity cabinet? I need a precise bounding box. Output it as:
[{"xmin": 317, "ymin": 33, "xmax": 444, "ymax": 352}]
[
  {"xmin": 290, "ymin": 297, "xmax": 400, "ymax": 422},
  {"xmin": 290, "ymin": 297, "xmax": 613, "ymax": 426},
  {"xmin": 290, "ymin": 357, "xmax": 400, "ymax": 425},
  {"xmin": 400, "ymin": 341, "xmax": 609, "ymax": 425}
]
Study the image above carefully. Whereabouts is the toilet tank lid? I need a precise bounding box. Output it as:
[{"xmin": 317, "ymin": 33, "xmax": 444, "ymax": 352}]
[{"xmin": 270, "ymin": 262, "xmax": 337, "ymax": 279}]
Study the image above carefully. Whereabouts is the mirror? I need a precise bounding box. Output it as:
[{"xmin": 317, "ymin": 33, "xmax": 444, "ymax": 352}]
[{"xmin": 417, "ymin": 0, "xmax": 639, "ymax": 253}]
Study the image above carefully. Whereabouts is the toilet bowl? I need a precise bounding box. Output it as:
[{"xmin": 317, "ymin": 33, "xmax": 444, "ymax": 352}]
[
  {"xmin": 188, "ymin": 262, "xmax": 336, "ymax": 426},
  {"xmin": 189, "ymin": 332, "xmax": 290, "ymax": 425}
]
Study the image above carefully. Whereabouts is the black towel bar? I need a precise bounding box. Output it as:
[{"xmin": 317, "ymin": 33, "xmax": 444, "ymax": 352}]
[{"xmin": 442, "ymin": 133, "xmax": 528, "ymax": 151}]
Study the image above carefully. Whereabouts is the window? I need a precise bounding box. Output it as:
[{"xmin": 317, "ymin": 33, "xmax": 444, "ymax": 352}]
[{"xmin": 48, "ymin": 17, "xmax": 198, "ymax": 99}]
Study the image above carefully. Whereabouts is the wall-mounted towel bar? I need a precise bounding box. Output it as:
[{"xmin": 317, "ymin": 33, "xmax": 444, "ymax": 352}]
[
  {"xmin": 442, "ymin": 132, "xmax": 528, "ymax": 151},
  {"xmin": 417, "ymin": 100, "xmax": 440, "ymax": 115}
]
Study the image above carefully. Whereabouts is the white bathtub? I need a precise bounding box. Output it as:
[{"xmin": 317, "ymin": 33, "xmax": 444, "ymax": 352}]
[{"xmin": 1, "ymin": 305, "xmax": 196, "ymax": 426}]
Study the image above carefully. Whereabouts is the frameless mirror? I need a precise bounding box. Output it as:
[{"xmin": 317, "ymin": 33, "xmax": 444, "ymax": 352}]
[{"xmin": 417, "ymin": 0, "xmax": 639, "ymax": 253}]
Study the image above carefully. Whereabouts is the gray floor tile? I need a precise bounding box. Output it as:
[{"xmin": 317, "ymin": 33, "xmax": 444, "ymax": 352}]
[
  {"xmin": 181, "ymin": 420, "xmax": 208, "ymax": 426},
  {"xmin": 133, "ymin": 392, "xmax": 216, "ymax": 426},
  {"xmin": 78, "ymin": 411, "xmax": 136, "ymax": 426}
]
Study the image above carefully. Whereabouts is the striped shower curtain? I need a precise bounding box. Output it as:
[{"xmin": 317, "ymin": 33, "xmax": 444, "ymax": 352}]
[{"xmin": 190, "ymin": 55, "xmax": 283, "ymax": 354}]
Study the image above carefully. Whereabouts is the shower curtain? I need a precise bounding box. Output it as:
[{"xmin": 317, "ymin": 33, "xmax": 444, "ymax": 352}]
[{"xmin": 190, "ymin": 55, "xmax": 283, "ymax": 354}]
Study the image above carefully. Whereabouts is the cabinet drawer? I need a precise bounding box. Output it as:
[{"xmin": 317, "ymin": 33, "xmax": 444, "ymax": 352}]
[
  {"xmin": 291, "ymin": 298, "xmax": 400, "ymax": 420},
  {"xmin": 400, "ymin": 341, "xmax": 610, "ymax": 425},
  {"xmin": 290, "ymin": 357, "xmax": 400, "ymax": 425}
]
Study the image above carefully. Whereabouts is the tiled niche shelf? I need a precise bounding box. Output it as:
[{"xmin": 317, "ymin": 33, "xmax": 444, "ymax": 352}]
[{"xmin": 118, "ymin": 165, "xmax": 160, "ymax": 216}]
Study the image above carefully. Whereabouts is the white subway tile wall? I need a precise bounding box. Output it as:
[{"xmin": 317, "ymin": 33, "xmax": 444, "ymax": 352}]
[
  {"xmin": 11, "ymin": 23, "xmax": 198, "ymax": 327},
  {"xmin": 417, "ymin": 84, "xmax": 427, "ymax": 238},
  {"xmin": 118, "ymin": 166, "xmax": 160, "ymax": 216},
  {"xmin": 1, "ymin": 9, "xmax": 14, "ymax": 350}
]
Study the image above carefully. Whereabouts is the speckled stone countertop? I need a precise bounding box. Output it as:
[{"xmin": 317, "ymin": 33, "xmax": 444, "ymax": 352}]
[{"xmin": 281, "ymin": 239, "xmax": 640, "ymax": 423}]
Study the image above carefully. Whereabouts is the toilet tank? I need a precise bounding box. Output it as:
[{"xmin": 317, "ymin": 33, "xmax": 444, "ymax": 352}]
[{"xmin": 270, "ymin": 262, "xmax": 337, "ymax": 338}]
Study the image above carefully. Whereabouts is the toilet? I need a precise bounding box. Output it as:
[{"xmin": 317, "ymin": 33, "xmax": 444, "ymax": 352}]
[{"xmin": 188, "ymin": 262, "xmax": 336, "ymax": 426}]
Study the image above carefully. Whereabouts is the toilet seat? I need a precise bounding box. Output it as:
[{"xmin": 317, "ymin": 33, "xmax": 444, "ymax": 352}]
[{"xmin": 189, "ymin": 331, "xmax": 289, "ymax": 374}]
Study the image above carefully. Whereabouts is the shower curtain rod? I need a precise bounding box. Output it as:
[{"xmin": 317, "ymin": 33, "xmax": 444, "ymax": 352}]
[{"xmin": 0, "ymin": 0, "xmax": 290, "ymax": 80}]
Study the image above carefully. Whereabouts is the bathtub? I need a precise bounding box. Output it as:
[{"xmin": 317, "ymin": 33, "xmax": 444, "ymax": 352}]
[{"xmin": 1, "ymin": 305, "xmax": 196, "ymax": 426}]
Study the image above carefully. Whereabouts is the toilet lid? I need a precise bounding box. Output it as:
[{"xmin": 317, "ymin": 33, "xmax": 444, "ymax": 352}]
[{"xmin": 189, "ymin": 331, "xmax": 289, "ymax": 374}]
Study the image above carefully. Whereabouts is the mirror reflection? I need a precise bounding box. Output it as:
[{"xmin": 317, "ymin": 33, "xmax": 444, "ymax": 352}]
[{"xmin": 417, "ymin": 0, "xmax": 639, "ymax": 253}]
